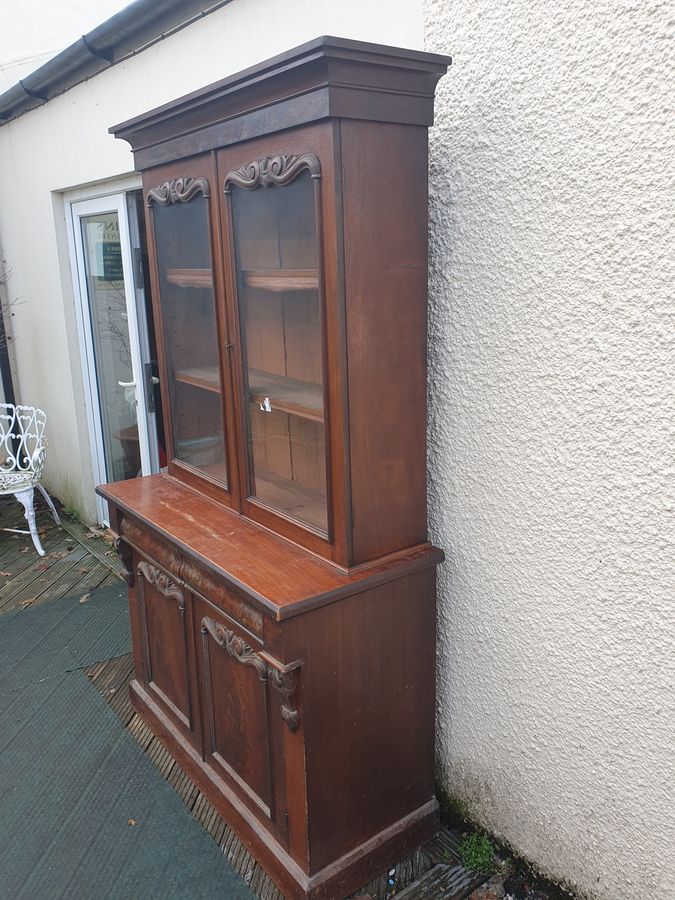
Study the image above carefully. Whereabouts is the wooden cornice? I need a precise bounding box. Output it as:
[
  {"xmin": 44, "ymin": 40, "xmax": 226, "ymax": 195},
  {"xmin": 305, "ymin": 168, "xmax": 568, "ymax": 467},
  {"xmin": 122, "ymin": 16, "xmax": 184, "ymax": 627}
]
[{"xmin": 109, "ymin": 36, "xmax": 450, "ymax": 168}]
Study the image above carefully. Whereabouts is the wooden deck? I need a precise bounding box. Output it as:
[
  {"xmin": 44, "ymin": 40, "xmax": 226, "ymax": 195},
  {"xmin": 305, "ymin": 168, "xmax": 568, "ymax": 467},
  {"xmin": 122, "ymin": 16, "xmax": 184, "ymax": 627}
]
[
  {"xmin": 0, "ymin": 492, "xmax": 485, "ymax": 900},
  {"xmin": 0, "ymin": 495, "xmax": 122, "ymax": 615}
]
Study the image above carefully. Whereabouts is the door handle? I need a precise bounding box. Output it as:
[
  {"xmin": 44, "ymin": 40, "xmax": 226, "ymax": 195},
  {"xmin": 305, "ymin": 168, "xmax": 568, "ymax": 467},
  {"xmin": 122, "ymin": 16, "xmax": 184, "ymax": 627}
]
[
  {"xmin": 143, "ymin": 363, "xmax": 158, "ymax": 414},
  {"xmin": 119, "ymin": 377, "xmax": 159, "ymax": 388}
]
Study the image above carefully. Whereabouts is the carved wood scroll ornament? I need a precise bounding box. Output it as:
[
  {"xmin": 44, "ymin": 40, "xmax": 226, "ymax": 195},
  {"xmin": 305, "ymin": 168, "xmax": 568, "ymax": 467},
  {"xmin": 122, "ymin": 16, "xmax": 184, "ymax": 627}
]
[
  {"xmin": 202, "ymin": 616, "xmax": 268, "ymax": 679},
  {"xmin": 201, "ymin": 616, "xmax": 301, "ymax": 732},
  {"xmin": 223, "ymin": 153, "xmax": 321, "ymax": 193},
  {"xmin": 137, "ymin": 560, "xmax": 185, "ymax": 609},
  {"xmin": 147, "ymin": 176, "xmax": 210, "ymax": 206}
]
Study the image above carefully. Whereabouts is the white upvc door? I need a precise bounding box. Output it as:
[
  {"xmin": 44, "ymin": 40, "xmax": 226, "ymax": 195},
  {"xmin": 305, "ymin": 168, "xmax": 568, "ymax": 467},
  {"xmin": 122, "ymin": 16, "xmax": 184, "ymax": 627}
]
[{"xmin": 68, "ymin": 190, "xmax": 160, "ymax": 524}]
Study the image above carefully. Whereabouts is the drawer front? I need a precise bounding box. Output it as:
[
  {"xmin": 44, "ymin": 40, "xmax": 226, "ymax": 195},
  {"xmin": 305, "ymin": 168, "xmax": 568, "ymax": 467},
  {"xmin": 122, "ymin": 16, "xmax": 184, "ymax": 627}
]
[
  {"xmin": 134, "ymin": 553, "xmax": 195, "ymax": 736},
  {"xmin": 121, "ymin": 515, "xmax": 263, "ymax": 638}
]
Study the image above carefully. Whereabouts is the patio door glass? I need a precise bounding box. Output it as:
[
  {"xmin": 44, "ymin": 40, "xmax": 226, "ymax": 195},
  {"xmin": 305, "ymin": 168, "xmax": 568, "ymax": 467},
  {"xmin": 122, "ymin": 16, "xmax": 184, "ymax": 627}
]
[{"xmin": 70, "ymin": 192, "xmax": 160, "ymax": 523}]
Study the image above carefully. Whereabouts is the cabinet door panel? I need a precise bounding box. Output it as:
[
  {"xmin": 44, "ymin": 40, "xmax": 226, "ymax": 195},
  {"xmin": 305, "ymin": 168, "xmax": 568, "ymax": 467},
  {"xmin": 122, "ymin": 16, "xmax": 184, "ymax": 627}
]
[
  {"xmin": 149, "ymin": 187, "xmax": 226, "ymax": 482},
  {"xmin": 142, "ymin": 153, "xmax": 238, "ymax": 509},
  {"xmin": 224, "ymin": 153, "xmax": 329, "ymax": 536},
  {"xmin": 217, "ymin": 124, "xmax": 352, "ymax": 565},
  {"xmin": 197, "ymin": 607, "xmax": 276, "ymax": 820},
  {"xmin": 135, "ymin": 557, "xmax": 193, "ymax": 733}
]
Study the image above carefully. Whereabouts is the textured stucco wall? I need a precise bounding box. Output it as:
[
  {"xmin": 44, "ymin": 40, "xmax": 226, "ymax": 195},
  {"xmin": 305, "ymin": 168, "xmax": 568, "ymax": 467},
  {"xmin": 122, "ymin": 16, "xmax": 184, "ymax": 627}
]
[
  {"xmin": 0, "ymin": 0, "xmax": 423, "ymax": 520},
  {"xmin": 425, "ymin": 1, "xmax": 674, "ymax": 897}
]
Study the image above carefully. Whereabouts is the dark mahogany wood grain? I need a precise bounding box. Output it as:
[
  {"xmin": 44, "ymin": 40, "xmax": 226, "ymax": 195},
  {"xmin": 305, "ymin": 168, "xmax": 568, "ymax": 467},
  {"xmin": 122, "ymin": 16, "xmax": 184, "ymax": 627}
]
[
  {"xmin": 215, "ymin": 123, "xmax": 353, "ymax": 564},
  {"xmin": 105, "ymin": 36, "xmax": 449, "ymax": 900},
  {"xmin": 98, "ymin": 474, "xmax": 443, "ymax": 617},
  {"xmin": 136, "ymin": 557, "xmax": 192, "ymax": 731},
  {"xmin": 340, "ymin": 120, "xmax": 430, "ymax": 564},
  {"xmin": 110, "ymin": 37, "xmax": 450, "ymax": 168},
  {"xmin": 120, "ymin": 558, "xmax": 438, "ymax": 900},
  {"xmin": 141, "ymin": 152, "xmax": 241, "ymax": 511},
  {"xmin": 197, "ymin": 599, "xmax": 275, "ymax": 820},
  {"xmin": 282, "ymin": 567, "xmax": 438, "ymax": 872}
]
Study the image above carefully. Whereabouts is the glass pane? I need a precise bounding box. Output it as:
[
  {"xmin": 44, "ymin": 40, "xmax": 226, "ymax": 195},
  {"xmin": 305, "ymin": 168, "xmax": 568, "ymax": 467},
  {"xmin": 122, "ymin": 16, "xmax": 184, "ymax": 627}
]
[
  {"xmin": 230, "ymin": 170, "xmax": 327, "ymax": 533},
  {"xmin": 152, "ymin": 195, "xmax": 227, "ymax": 485},
  {"xmin": 80, "ymin": 212, "xmax": 140, "ymax": 482}
]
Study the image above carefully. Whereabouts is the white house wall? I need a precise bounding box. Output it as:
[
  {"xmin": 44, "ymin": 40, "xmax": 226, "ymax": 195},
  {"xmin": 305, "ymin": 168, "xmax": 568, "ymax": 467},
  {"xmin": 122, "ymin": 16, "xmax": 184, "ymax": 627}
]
[
  {"xmin": 425, "ymin": 1, "xmax": 674, "ymax": 897},
  {"xmin": 0, "ymin": 0, "xmax": 424, "ymax": 521},
  {"xmin": 0, "ymin": 0, "xmax": 133, "ymax": 87}
]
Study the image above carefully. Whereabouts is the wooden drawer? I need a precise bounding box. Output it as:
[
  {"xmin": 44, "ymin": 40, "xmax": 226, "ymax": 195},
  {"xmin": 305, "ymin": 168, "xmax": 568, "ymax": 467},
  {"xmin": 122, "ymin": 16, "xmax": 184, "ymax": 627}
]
[{"xmin": 120, "ymin": 514, "xmax": 264, "ymax": 639}]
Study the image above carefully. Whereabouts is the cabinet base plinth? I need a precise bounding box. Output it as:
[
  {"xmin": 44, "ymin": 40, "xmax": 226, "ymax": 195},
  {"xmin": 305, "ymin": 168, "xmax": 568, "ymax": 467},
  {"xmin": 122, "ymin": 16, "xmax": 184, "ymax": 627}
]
[{"xmin": 129, "ymin": 679, "xmax": 439, "ymax": 899}]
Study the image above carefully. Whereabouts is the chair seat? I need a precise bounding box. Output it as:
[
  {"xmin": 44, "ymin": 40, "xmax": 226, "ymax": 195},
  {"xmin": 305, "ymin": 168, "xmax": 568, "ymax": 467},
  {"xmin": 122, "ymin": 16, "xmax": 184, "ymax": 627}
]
[{"xmin": 0, "ymin": 471, "xmax": 38, "ymax": 493}]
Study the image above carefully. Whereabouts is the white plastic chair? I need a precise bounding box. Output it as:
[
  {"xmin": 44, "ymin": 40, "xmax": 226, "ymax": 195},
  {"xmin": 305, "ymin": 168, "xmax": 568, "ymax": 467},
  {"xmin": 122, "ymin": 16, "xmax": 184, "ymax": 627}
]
[{"xmin": 0, "ymin": 404, "xmax": 60, "ymax": 556}]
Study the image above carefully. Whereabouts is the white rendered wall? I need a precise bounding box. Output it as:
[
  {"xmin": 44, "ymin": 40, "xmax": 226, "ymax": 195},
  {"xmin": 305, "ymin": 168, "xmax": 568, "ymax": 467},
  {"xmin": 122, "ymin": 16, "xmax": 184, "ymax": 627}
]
[
  {"xmin": 0, "ymin": 0, "xmax": 423, "ymax": 520},
  {"xmin": 0, "ymin": 0, "xmax": 132, "ymax": 87},
  {"xmin": 425, "ymin": 1, "xmax": 674, "ymax": 897}
]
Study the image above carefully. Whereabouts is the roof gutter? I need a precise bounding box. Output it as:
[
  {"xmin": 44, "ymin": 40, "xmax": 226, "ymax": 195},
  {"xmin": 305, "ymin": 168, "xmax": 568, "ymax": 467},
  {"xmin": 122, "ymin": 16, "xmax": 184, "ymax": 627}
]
[{"xmin": 0, "ymin": 0, "xmax": 231, "ymax": 126}]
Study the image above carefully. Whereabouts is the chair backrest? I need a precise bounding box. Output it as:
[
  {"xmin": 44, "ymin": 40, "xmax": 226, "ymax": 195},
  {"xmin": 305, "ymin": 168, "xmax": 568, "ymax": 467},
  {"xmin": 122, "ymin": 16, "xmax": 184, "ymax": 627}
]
[{"xmin": 0, "ymin": 404, "xmax": 47, "ymax": 479}]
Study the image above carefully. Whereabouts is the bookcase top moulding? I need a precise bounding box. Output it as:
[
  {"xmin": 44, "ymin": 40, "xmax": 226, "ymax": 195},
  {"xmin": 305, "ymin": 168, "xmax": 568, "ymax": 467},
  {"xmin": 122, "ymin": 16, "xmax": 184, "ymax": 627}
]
[{"xmin": 109, "ymin": 36, "xmax": 451, "ymax": 169}]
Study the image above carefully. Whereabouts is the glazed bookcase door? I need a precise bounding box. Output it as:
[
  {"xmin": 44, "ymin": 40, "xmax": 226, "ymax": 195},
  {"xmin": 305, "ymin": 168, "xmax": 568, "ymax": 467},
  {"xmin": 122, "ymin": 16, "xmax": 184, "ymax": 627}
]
[
  {"xmin": 222, "ymin": 142, "xmax": 333, "ymax": 545},
  {"xmin": 145, "ymin": 157, "xmax": 235, "ymax": 504}
]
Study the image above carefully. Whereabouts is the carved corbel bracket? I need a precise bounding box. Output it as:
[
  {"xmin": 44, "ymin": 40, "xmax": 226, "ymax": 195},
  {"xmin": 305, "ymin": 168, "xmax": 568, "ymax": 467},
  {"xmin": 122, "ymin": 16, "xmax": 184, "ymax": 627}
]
[
  {"xmin": 137, "ymin": 560, "xmax": 185, "ymax": 609},
  {"xmin": 113, "ymin": 536, "xmax": 133, "ymax": 586},
  {"xmin": 201, "ymin": 617, "xmax": 302, "ymax": 732},
  {"xmin": 266, "ymin": 660, "xmax": 302, "ymax": 733}
]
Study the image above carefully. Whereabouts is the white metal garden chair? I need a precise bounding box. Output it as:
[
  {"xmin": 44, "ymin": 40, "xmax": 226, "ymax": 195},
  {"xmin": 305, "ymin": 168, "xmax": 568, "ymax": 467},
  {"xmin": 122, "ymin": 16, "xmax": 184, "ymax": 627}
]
[{"xmin": 0, "ymin": 404, "xmax": 60, "ymax": 556}]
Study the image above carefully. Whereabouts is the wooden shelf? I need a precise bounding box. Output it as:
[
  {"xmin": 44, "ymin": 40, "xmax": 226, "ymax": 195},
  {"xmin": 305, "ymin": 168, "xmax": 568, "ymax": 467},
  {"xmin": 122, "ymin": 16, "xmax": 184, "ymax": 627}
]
[
  {"xmin": 248, "ymin": 369, "xmax": 323, "ymax": 422},
  {"xmin": 175, "ymin": 436, "xmax": 225, "ymax": 478},
  {"xmin": 242, "ymin": 268, "xmax": 318, "ymax": 292},
  {"xmin": 175, "ymin": 365, "xmax": 221, "ymax": 393},
  {"xmin": 167, "ymin": 267, "xmax": 212, "ymax": 288},
  {"xmin": 253, "ymin": 469, "xmax": 327, "ymax": 533}
]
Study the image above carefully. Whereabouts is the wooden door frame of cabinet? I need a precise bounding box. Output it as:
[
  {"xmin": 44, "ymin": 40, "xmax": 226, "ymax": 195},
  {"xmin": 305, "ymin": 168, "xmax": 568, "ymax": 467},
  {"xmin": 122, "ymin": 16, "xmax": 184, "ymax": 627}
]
[
  {"xmin": 135, "ymin": 556, "xmax": 194, "ymax": 731},
  {"xmin": 142, "ymin": 153, "xmax": 240, "ymax": 509},
  {"xmin": 220, "ymin": 150, "xmax": 334, "ymax": 546},
  {"xmin": 216, "ymin": 123, "xmax": 352, "ymax": 565}
]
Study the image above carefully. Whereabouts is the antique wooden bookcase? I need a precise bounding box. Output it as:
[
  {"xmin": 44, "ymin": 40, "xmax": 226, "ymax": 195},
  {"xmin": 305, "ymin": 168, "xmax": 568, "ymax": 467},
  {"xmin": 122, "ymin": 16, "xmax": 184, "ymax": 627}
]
[{"xmin": 100, "ymin": 37, "xmax": 449, "ymax": 900}]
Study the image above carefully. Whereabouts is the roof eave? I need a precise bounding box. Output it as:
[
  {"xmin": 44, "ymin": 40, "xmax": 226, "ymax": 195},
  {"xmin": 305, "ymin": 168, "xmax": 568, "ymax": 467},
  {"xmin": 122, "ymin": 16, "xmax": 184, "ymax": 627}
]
[{"xmin": 0, "ymin": 0, "xmax": 230, "ymax": 126}]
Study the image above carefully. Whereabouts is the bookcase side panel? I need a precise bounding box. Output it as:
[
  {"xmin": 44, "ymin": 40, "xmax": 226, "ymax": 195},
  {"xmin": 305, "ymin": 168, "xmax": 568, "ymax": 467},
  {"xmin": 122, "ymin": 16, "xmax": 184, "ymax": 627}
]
[{"xmin": 340, "ymin": 120, "xmax": 430, "ymax": 565}]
